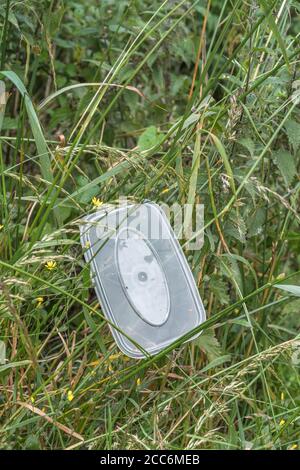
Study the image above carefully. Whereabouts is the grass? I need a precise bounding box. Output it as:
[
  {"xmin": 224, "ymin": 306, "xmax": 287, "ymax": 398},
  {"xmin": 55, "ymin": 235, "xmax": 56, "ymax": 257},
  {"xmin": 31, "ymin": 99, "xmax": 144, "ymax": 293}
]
[{"xmin": 0, "ymin": 0, "xmax": 300, "ymax": 450}]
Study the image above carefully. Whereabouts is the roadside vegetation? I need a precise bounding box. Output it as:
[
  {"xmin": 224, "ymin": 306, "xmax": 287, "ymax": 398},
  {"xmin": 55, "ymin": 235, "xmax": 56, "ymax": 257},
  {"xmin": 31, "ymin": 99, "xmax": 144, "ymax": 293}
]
[{"xmin": 0, "ymin": 0, "xmax": 300, "ymax": 449}]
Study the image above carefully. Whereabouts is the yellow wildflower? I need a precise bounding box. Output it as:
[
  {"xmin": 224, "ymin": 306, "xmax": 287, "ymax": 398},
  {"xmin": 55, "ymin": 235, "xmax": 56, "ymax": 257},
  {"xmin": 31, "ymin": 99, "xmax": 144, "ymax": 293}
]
[
  {"xmin": 279, "ymin": 419, "xmax": 286, "ymax": 427},
  {"xmin": 109, "ymin": 353, "xmax": 121, "ymax": 362},
  {"xmin": 281, "ymin": 392, "xmax": 285, "ymax": 401},
  {"xmin": 161, "ymin": 188, "xmax": 169, "ymax": 194},
  {"xmin": 288, "ymin": 444, "xmax": 298, "ymax": 450},
  {"xmin": 88, "ymin": 359, "xmax": 101, "ymax": 367},
  {"xmin": 45, "ymin": 260, "xmax": 57, "ymax": 271},
  {"xmin": 136, "ymin": 378, "xmax": 141, "ymax": 386},
  {"xmin": 36, "ymin": 297, "xmax": 44, "ymax": 307},
  {"xmin": 30, "ymin": 396, "xmax": 35, "ymax": 404},
  {"xmin": 67, "ymin": 390, "xmax": 74, "ymax": 402},
  {"xmin": 92, "ymin": 197, "xmax": 103, "ymax": 208}
]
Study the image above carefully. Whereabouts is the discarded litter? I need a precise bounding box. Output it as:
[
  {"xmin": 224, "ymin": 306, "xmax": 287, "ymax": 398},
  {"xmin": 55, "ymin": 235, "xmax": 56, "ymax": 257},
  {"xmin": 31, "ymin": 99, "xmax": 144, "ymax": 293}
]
[{"xmin": 80, "ymin": 202, "xmax": 206, "ymax": 358}]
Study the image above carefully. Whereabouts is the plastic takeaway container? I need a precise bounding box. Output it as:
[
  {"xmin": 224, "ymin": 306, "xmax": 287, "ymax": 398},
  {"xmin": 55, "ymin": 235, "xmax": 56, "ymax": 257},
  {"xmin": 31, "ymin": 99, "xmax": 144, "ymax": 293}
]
[{"xmin": 80, "ymin": 201, "xmax": 206, "ymax": 358}]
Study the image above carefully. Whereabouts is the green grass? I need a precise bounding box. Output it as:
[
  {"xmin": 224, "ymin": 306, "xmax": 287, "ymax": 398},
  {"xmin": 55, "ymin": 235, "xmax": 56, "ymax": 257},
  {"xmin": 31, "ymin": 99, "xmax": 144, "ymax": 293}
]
[{"xmin": 0, "ymin": 0, "xmax": 300, "ymax": 450}]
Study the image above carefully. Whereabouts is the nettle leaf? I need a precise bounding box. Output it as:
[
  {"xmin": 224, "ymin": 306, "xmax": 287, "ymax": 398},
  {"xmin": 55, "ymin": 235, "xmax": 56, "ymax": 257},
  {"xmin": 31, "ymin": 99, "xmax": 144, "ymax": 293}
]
[
  {"xmin": 137, "ymin": 126, "xmax": 164, "ymax": 151},
  {"xmin": 219, "ymin": 254, "xmax": 243, "ymax": 291},
  {"xmin": 282, "ymin": 299, "xmax": 300, "ymax": 328},
  {"xmin": 239, "ymin": 137, "xmax": 255, "ymax": 157},
  {"xmin": 247, "ymin": 207, "xmax": 266, "ymax": 237},
  {"xmin": 209, "ymin": 276, "xmax": 230, "ymax": 305},
  {"xmin": 224, "ymin": 214, "xmax": 247, "ymax": 243},
  {"xmin": 170, "ymin": 74, "xmax": 188, "ymax": 96},
  {"xmin": 284, "ymin": 119, "xmax": 300, "ymax": 152},
  {"xmin": 195, "ymin": 330, "xmax": 222, "ymax": 361},
  {"xmin": 201, "ymin": 355, "xmax": 231, "ymax": 373},
  {"xmin": 0, "ymin": 8, "xmax": 19, "ymax": 29},
  {"xmin": 273, "ymin": 150, "xmax": 296, "ymax": 187}
]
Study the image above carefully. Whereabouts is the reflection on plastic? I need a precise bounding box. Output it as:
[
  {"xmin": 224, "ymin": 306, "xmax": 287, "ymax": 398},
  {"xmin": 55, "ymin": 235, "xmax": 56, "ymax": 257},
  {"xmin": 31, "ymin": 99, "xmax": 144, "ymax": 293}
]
[{"xmin": 115, "ymin": 227, "xmax": 170, "ymax": 326}]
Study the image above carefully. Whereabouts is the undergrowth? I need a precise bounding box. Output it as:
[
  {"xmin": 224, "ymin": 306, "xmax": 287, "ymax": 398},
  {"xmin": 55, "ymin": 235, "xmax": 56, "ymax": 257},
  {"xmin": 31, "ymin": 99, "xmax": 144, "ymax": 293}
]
[{"xmin": 0, "ymin": 0, "xmax": 300, "ymax": 450}]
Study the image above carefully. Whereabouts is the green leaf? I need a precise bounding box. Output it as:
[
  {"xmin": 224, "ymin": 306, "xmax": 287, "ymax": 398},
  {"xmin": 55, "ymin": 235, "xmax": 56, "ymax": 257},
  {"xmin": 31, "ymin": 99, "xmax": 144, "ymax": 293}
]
[
  {"xmin": 0, "ymin": 360, "xmax": 32, "ymax": 373},
  {"xmin": 1, "ymin": 117, "xmax": 17, "ymax": 130},
  {"xmin": 195, "ymin": 330, "xmax": 222, "ymax": 361},
  {"xmin": 209, "ymin": 276, "xmax": 230, "ymax": 305},
  {"xmin": 219, "ymin": 254, "xmax": 243, "ymax": 292},
  {"xmin": 229, "ymin": 319, "xmax": 251, "ymax": 328},
  {"xmin": 137, "ymin": 125, "xmax": 163, "ymax": 151},
  {"xmin": 258, "ymin": 0, "xmax": 290, "ymax": 70},
  {"xmin": 273, "ymin": 150, "xmax": 296, "ymax": 187},
  {"xmin": 0, "ymin": 8, "xmax": 19, "ymax": 29},
  {"xmin": 284, "ymin": 119, "xmax": 300, "ymax": 152},
  {"xmin": 76, "ymin": 175, "xmax": 100, "ymax": 204},
  {"xmin": 44, "ymin": 6, "xmax": 65, "ymax": 35},
  {"xmin": 185, "ymin": 130, "xmax": 201, "ymax": 237},
  {"xmin": 239, "ymin": 137, "xmax": 255, "ymax": 157},
  {"xmin": 208, "ymin": 131, "xmax": 236, "ymax": 195},
  {"xmin": 0, "ymin": 71, "xmax": 53, "ymax": 183},
  {"xmin": 282, "ymin": 299, "xmax": 300, "ymax": 329},
  {"xmin": 200, "ymin": 355, "xmax": 231, "ymax": 373},
  {"xmin": 58, "ymin": 159, "xmax": 131, "ymax": 207},
  {"xmin": 275, "ymin": 284, "xmax": 300, "ymax": 296},
  {"xmin": 224, "ymin": 214, "xmax": 247, "ymax": 243},
  {"xmin": 221, "ymin": 253, "xmax": 258, "ymax": 289},
  {"xmin": 24, "ymin": 435, "xmax": 41, "ymax": 450},
  {"xmin": 247, "ymin": 207, "xmax": 266, "ymax": 237}
]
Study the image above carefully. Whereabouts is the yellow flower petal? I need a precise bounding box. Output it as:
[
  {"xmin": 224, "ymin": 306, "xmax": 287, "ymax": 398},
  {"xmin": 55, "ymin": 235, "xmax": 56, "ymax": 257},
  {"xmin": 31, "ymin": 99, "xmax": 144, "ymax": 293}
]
[
  {"xmin": 288, "ymin": 444, "xmax": 298, "ymax": 450},
  {"xmin": 67, "ymin": 390, "xmax": 74, "ymax": 402},
  {"xmin": 92, "ymin": 197, "xmax": 103, "ymax": 208},
  {"xmin": 109, "ymin": 353, "xmax": 121, "ymax": 362},
  {"xmin": 45, "ymin": 260, "xmax": 57, "ymax": 271},
  {"xmin": 36, "ymin": 296, "xmax": 44, "ymax": 307},
  {"xmin": 136, "ymin": 378, "xmax": 141, "ymax": 386},
  {"xmin": 88, "ymin": 359, "xmax": 101, "ymax": 367},
  {"xmin": 279, "ymin": 419, "xmax": 286, "ymax": 426}
]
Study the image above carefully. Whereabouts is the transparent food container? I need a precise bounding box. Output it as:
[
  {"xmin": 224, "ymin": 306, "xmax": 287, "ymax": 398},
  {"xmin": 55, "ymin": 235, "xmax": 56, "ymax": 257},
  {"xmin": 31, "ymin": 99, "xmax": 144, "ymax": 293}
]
[{"xmin": 80, "ymin": 202, "xmax": 206, "ymax": 358}]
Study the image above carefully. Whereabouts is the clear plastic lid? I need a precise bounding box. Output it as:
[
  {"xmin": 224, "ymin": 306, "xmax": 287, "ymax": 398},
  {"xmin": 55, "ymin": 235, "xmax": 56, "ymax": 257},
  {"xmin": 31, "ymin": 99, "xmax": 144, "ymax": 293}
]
[{"xmin": 80, "ymin": 202, "xmax": 206, "ymax": 358}]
